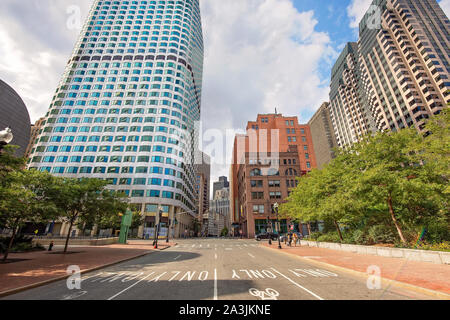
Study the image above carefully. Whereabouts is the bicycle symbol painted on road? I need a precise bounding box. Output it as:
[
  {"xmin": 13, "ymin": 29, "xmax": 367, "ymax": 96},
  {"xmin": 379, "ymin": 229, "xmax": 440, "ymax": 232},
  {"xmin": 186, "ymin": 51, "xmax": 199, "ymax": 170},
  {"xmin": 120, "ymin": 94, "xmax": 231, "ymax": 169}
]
[{"xmin": 249, "ymin": 288, "xmax": 280, "ymax": 300}]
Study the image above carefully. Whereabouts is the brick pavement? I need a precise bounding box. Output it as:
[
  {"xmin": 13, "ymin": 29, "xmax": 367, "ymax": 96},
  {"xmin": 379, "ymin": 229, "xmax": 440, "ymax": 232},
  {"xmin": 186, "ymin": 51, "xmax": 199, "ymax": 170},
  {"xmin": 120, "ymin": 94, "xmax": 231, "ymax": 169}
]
[
  {"xmin": 262, "ymin": 242, "xmax": 450, "ymax": 295},
  {"xmin": 0, "ymin": 241, "xmax": 176, "ymax": 296}
]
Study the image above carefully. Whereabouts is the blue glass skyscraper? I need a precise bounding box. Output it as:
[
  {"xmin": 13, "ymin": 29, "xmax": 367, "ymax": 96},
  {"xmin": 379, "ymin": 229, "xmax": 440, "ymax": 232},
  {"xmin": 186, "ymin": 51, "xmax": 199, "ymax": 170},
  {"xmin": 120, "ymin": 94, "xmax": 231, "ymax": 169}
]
[{"xmin": 28, "ymin": 0, "xmax": 204, "ymax": 235}]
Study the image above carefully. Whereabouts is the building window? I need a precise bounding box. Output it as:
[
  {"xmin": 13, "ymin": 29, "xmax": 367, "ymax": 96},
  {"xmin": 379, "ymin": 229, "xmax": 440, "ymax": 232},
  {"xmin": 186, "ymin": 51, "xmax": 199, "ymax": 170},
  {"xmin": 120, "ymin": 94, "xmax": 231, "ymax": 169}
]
[
  {"xmin": 251, "ymin": 192, "xmax": 264, "ymax": 200},
  {"xmin": 250, "ymin": 180, "xmax": 263, "ymax": 188},
  {"xmin": 268, "ymin": 180, "xmax": 280, "ymax": 187}
]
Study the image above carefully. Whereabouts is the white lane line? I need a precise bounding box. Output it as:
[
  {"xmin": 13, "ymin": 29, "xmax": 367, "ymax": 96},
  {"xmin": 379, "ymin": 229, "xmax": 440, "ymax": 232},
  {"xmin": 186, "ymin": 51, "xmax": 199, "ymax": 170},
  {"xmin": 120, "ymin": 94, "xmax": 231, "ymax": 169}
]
[
  {"xmin": 214, "ymin": 268, "xmax": 218, "ymax": 300},
  {"xmin": 174, "ymin": 254, "xmax": 182, "ymax": 260},
  {"xmin": 248, "ymin": 253, "xmax": 255, "ymax": 258},
  {"xmin": 81, "ymin": 272, "xmax": 103, "ymax": 282},
  {"xmin": 107, "ymin": 273, "xmax": 153, "ymax": 300},
  {"xmin": 225, "ymin": 248, "xmax": 232, "ymax": 251},
  {"xmin": 192, "ymin": 244, "xmax": 196, "ymax": 248},
  {"xmin": 215, "ymin": 253, "xmax": 217, "ymax": 259},
  {"xmin": 207, "ymin": 244, "xmax": 210, "ymax": 248},
  {"xmin": 270, "ymin": 268, "xmax": 324, "ymax": 300}
]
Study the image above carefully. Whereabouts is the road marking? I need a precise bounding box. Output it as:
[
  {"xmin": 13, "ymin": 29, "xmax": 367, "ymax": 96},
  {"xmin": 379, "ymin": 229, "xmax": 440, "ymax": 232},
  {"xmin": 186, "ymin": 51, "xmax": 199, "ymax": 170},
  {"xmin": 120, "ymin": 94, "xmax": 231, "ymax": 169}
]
[
  {"xmin": 248, "ymin": 253, "xmax": 255, "ymax": 258},
  {"xmin": 107, "ymin": 273, "xmax": 153, "ymax": 300},
  {"xmin": 214, "ymin": 268, "xmax": 218, "ymax": 300},
  {"xmin": 270, "ymin": 268, "xmax": 324, "ymax": 300},
  {"xmin": 249, "ymin": 288, "xmax": 280, "ymax": 300},
  {"xmin": 199, "ymin": 244, "xmax": 202, "ymax": 248},
  {"xmin": 207, "ymin": 244, "xmax": 210, "ymax": 248},
  {"xmin": 174, "ymin": 254, "xmax": 182, "ymax": 260},
  {"xmin": 215, "ymin": 253, "xmax": 217, "ymax": 259},
  {"xmin": 225, "ymin": 248, "xmax": 232, "ymax": 251},
  {"xmin": 192, "ymin": 244, "xmax": 196, "ymax": 248},
  {"xmin": 81, "ymin": 272, "xmax": 103, "ymax": 282}
]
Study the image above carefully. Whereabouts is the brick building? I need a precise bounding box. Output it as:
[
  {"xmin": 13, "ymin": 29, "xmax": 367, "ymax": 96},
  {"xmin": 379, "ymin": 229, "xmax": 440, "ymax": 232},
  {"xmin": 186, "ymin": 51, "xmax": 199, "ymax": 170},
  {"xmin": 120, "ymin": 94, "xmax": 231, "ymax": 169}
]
[{"xmin": 230, "ymin": 113, "xmax": 317, "ymax": 238}]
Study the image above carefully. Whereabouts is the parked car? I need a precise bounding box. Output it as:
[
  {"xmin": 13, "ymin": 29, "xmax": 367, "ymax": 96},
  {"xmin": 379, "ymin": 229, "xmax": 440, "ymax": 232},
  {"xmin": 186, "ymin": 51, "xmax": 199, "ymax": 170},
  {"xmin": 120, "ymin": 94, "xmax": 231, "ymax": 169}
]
[{"xmin": 255, "ymin": 232, "xmax": 279, "ymax": 241}]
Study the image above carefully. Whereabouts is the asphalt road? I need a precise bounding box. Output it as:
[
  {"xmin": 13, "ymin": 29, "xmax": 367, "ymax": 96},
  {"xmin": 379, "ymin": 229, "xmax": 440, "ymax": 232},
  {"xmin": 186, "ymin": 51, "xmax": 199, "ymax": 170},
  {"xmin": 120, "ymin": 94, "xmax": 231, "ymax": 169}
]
[{"xmin": 3, "ymin": 239, "xmax": 436, "ymax": 300}]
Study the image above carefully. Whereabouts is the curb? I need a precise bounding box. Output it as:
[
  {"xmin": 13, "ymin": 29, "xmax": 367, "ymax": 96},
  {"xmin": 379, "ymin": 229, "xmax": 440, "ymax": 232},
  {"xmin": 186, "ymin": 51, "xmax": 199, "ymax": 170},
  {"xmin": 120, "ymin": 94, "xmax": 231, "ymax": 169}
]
[
  {"xmin": 0, "ymin": 250, "xmax": 157, "ymax": 298},
  {"xmin": 260, "ymin": 245, "xmax": 450, "ymax": 300}
]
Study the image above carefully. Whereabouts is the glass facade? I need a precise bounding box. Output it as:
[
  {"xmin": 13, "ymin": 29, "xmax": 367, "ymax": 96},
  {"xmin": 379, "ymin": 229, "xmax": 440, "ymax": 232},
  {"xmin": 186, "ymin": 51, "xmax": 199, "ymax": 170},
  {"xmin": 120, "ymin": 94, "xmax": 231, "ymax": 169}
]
[{"xmin": 28, "ymin": 0, "xmax": 204, "ymax": 215}]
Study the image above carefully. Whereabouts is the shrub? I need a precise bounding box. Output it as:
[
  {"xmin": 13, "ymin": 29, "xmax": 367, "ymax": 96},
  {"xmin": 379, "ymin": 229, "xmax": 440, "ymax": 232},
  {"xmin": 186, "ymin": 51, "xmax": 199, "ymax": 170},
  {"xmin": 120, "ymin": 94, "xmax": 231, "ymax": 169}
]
[
  {"xmin": 307, "ymin": 232, "xmax": 322, "ymax": 241},
  {"xmin": 316, "ymin": 232, "xmax": 342, "ymax": 243},
  {"xmin": 368, "ymin": 225, "xmax": 397, "ymax": 244},
  {"xmin": 351, "ymin": 229, "xmax": 369, "ymax": 245},
  {"xmin": 424, "ymin": 223, "xmax": 450, "ymax": 244}
]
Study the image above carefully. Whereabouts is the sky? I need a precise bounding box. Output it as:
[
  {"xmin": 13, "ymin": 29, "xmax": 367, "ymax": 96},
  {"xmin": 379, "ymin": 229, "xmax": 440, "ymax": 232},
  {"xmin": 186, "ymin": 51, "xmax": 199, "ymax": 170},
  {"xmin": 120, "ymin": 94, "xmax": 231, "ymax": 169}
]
[{"xmin": 0, "ymin": 0, "xmax": 449, "ymax": 185}]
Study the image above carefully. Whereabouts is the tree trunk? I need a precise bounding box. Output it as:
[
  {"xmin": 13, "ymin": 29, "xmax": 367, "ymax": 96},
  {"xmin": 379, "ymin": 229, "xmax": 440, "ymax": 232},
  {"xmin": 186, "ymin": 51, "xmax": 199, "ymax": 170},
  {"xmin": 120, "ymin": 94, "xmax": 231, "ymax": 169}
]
[
  {"xmin": 387, "ymin": 194, "xmax": 406, "ymax": 244},
  {"xmin": 2, "ymin": 223, "xmax": 19, "ymax": 262},
  {"xmin": 333, "ymin": 220, "xmax": 344, "ymax": 242},
  {"xmin": 307, "ymin": 222, "xmax": 312, "ymax": 236},
  {"xmin": 64, "ymin": 219, "xmax": 75, "ymax": 253}
]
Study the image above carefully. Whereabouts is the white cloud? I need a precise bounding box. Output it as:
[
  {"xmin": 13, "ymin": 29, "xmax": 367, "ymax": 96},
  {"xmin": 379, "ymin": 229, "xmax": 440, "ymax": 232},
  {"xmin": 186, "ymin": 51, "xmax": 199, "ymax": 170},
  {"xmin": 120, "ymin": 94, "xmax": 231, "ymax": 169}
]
[
  {"xmin": 347, "ymin": 0, "xmax": 373, "ymax": 29},
  {"xmin": 439, "ymin": 0, "xmax": 450, "ymax": 17},
  {"xmin": 0, "ymin": 0, "xmax": 92, "ymax": 122},
  {"xmin": 200, "ymin": 0, "xmax": 336, "ymax": 182}
]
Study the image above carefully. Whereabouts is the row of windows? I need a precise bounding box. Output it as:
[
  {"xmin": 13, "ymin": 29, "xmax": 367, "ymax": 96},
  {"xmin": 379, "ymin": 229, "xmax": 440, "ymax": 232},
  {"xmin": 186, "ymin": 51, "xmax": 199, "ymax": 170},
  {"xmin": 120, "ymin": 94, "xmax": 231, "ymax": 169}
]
[{"xmin": 32, "ymin": 155, "xmax": 181, "ymax": 165}]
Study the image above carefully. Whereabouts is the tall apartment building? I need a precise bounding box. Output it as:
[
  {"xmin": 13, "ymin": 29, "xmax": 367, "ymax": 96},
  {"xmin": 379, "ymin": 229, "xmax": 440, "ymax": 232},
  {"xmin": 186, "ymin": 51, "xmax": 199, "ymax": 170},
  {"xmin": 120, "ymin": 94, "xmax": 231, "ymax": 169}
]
[
  {"xmin": 212, "ymin": 176, "xmax": 229, "ymax": 198},
  {"xmin": 358, "ymin": 0, "xmax": 449, "ymax": 133},
  {"xmin": 195, "ymin": 151, "xmax": 210, "ymax": 234},
  {"xmin": 208, "ymin": 187, "xmax": 230, "ymax": 236},
  {"xmin": 25, "ymin": 117, "xmax": 46, "ymax": 159},
  {"xmin": 27, "ymin": 0, "xmax": 204, "ymax": 237},
  {"xmin": 230, "ymin": 113, "xmax": 317, "ymax": 238},
  {"xmin": 329, "ymin": 43, "xmax": 376, "ymax": 147},
  {"xmin": 308, "ymin": 102, "xmax": 338, "ymax": 169}
]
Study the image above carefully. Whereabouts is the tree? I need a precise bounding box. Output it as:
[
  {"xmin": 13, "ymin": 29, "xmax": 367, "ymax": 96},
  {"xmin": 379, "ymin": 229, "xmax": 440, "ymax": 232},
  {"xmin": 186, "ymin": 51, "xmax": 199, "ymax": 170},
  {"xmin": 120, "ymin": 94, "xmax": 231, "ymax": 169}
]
[
  {"xmin": 52, "ymin": 178, "xmax": 128, "ymax": 253},
  {"xmin": 0, "ymin": 169, "xmax": 59, "ymax": 261}
]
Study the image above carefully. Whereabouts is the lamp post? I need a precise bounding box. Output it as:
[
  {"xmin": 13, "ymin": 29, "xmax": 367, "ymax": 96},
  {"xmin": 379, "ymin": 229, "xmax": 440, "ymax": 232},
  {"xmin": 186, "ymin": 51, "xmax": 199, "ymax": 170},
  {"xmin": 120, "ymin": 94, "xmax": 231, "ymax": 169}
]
[
  {"xmin": 153, "ymin": 205, "xmax": 163, "ymax": 249},
  {"xmin": 166, "ymin": 211, "xmax": 171, "ymax": 243},
  {"xmin": 273, "ymin": 202, "xmax": 282, "ymax": 249},
  {"xmin": 267, "ymin": 217, "xmax": 272, "ymax": 245},
  {"xmin": 0, "ymin": 127, "xmax": 13, "ymax": 153}
]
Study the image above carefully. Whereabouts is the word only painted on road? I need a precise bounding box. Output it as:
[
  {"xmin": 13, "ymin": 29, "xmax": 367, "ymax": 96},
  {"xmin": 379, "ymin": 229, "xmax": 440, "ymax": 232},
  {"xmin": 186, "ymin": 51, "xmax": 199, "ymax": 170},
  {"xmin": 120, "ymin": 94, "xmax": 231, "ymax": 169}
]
[{"xmin": 231, "ymin": 268, "xmax": 338, "ymax": 279}]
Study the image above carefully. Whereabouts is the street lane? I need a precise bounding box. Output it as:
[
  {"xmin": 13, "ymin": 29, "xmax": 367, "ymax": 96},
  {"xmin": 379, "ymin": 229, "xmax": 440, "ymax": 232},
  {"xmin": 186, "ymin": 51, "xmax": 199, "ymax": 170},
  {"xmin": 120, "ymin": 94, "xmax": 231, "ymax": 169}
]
[{"xmin": 2, "ymin": 239, "xmax": 437, "ymax": 300}]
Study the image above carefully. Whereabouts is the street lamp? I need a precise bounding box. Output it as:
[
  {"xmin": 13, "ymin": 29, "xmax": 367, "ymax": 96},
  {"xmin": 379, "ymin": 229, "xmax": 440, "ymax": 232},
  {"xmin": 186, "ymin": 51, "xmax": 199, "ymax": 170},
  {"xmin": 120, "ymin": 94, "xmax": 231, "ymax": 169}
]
[
  {"xmin": 0, "ymin": 127, "xmax": 13, "ymax": 153},
  {"xmin": 166, "ymin": 211, "xmax": 171, "ymax": 243},
  {"xmin": 153, "ymin": 205, "xmax": 163, "ymax": 249},
  {"xmin": 273, "ymin": 202, "xmax": 282, "ymax": 249}
]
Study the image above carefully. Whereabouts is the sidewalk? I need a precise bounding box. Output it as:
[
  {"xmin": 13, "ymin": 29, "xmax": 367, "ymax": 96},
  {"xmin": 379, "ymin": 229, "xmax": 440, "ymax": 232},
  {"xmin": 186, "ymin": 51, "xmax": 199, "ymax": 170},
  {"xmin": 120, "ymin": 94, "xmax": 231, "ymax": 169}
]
[
  {"xmin": 262, "ymin": 242, "xmax": 450, "ymax": 297},
  {"xmin": 0, "ymin": 241, "xmax": 176, "ymax": 297}
]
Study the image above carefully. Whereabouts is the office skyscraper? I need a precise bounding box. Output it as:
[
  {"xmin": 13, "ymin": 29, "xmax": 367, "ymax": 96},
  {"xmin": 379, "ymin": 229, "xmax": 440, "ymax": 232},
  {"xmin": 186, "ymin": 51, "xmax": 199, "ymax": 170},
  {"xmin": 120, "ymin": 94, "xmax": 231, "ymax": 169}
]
[
  {"xmin": 358, "ymin": 0, "xmax": 449, "ymax": 133},
  {"xmin": 329, "ymin": 43, "xmax": 376, "ymax": 147},
  {"xmin": 28, "ymin": 0, "xmax": 204, "ymax": 231}
]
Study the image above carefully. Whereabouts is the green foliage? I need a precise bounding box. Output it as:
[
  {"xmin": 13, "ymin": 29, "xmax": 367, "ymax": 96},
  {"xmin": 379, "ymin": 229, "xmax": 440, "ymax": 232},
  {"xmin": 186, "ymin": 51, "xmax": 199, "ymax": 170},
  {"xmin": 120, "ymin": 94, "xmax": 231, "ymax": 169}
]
[
  {"xmin": 221, "ymin": 227, "xmax": 229, "ymax": 237},
  {"xmin": 281, "ymin": 111, "xmax": 449, "ymax": 248},
  {"xmin": 351, "ymin": 229, "xmax": 369, "ymax": 245},
  {"xmin": 316, "ymin": 232, "xmax": 342, "ymax": 243},
  {"xmin": 0, "ymin": 148, "xmax": 131, "ymax": 257},
  {"xmin": 367, "ymin": 225, "xmax": 397, "ymax": 244}
]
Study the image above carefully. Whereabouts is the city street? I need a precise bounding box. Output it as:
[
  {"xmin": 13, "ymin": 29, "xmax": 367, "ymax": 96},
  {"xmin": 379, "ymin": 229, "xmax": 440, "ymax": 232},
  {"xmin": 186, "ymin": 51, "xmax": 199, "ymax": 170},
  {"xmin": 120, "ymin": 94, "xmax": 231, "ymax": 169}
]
[{"xmin": 2, "ymin": 239, "xmax": 437, "ymax": 300}]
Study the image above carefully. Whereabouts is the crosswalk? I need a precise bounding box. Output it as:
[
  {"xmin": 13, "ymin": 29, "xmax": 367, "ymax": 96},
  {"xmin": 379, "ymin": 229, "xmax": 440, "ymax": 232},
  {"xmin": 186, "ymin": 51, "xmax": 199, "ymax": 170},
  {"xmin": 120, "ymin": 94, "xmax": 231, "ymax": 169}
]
[{"xmin": 174, "ymin": 243, "xmax": 258, "ymax": 249}]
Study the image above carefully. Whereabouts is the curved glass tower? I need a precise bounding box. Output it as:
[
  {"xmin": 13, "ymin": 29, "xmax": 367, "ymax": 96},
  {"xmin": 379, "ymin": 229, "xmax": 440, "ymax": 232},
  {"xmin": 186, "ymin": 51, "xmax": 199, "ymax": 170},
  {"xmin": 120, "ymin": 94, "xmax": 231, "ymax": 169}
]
[{"xmin": 28, "ymin": 0, "xmax": 204, "ymax": 233}]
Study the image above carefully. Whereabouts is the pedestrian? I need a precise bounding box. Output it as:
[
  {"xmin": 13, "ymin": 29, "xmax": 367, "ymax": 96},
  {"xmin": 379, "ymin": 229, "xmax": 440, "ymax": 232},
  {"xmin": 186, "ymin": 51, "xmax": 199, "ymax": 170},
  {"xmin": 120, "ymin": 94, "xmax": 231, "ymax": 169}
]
[
  {"xmin": 293, "ymin": 233, "xmax": 298, "ymax": 247},
  {"xmin": 48, "ymin": 241, "xmax": 54, "ymax": 251},
  {"xmin": 288, "ymin": 232, "xmax": 293, "ymax": 247}
]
